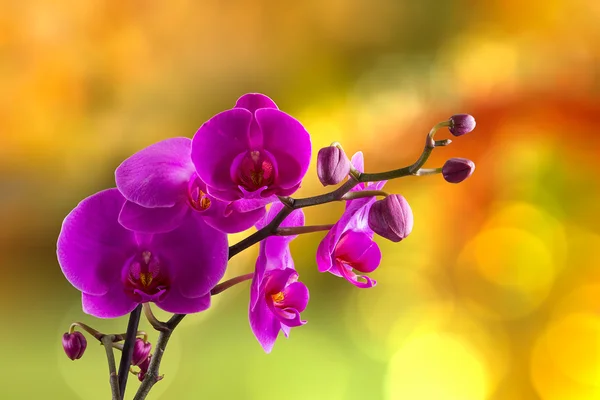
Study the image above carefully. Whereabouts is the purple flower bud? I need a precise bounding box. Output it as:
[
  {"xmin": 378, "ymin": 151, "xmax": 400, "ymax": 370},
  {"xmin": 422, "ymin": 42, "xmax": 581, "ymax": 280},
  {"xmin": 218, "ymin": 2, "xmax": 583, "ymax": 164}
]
[
  {"xmin": 62, "ymin": 331, "xmax": 87, "ymax": 360},
  {"xmin": 442, "ymin": 157, "xmax": 475, "ymax": 183},
  {"xmin": 137, "ymin": 354, "xmax": 152, "ymax": 382},
  {"xmin": 368, "ymin": 195, "xmax": 413, "ymax": 242},
  {"xmin": 316, "ymin": 146, "xmax": 351, "ymax": 186},
  {"xmin": 132, "ymin": 338, "xmax": 152, "ymax": 366},
  {"xmin": 448, "ymin": 114, "xmax": 476, "ymax": 136}
]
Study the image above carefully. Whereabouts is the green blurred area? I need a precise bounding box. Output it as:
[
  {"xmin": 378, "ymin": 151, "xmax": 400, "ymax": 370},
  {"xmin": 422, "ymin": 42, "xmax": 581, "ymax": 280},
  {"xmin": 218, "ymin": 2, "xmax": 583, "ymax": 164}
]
[{"xmin": 2, "ymin": 0, "xmax": 600, "ymax": 399}]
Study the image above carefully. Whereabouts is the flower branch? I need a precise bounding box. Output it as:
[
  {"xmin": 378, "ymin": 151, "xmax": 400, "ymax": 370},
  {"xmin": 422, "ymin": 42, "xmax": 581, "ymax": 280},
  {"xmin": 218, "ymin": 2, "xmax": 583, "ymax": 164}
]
[
  {"xmin": 275, "ymin": 224, "xmax": 334, "ymax": 236},
  {"xmin": 100, "ymin": 334, "xmax": 121, "ymax": 400},
  {"xmin": 117, "ymin": 305, "xmax": 143, "ymax": 399}
]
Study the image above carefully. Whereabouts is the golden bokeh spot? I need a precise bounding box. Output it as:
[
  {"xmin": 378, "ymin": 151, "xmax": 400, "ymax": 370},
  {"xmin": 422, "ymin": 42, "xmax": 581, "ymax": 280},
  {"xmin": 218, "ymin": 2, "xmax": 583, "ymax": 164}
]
[
  {"xmin": 385, "ymin": 333, "xmax": 489, "ymax": 400},
  {"xmin": 532, "ymin": 312, "xmax": 600, "ymax": 400},
  {"xmin": 456, "ymin": 224, "xmax": 556, "ymax": 319}
]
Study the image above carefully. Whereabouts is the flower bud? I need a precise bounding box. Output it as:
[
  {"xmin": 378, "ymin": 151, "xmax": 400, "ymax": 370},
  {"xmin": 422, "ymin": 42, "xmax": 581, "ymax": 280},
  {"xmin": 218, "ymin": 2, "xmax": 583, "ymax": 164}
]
[
  {"xmin": 137, "ymin": 354, "xmax": 152, "ymax": 382},
  {"xmin": 317, "ymin": 146, "xmax": 351, "ymax": 186},
  {"xmin": 62, "ymin": 331, "xmax": 87, "ymax": 360},
  {"xmin": 442, "ymin": 158, "xmax": 475, "ymax": 183},
  {"xmin": 448, "ymin": 114, "xmax": 476, "ymax": 136},
  {"xmin": 368, "ymin": 195, "xmax": 413, "ymax": 242},
  {"xmin": 132, "ymin": 338, "xmax": 152, "ymax": 366}
]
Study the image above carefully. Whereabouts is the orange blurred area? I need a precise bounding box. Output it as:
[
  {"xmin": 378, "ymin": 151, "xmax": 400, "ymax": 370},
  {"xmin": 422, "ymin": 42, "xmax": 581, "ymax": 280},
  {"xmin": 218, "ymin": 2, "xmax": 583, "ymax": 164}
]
[{"xmin": 1, "ymin": 0, "xmax": 599, "ymax": 399}]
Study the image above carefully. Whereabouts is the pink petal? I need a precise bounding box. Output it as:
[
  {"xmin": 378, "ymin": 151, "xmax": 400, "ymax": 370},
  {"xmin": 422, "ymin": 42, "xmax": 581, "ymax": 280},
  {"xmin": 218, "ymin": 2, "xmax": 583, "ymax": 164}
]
[
  {"xmin": 57, "ymin": 189, "xmax": 136, "ymax": 296},
  {"xmin": 115, "ymin": 138, "xmax": 194, "ymax": 208},
  {"xmin": 191, "ymin": 108, "xmax": 253, "ymax": 198},
  {"xmin": 119, "ymin": 201, "xmax": 189, "ymax": 233},
  {"xmin": 255, "ymin": 108, "xmax": 311, "ymax": 191},
  {"xmin": 150, "ymin": 213, "xmax": 228, "ymax": 298}
]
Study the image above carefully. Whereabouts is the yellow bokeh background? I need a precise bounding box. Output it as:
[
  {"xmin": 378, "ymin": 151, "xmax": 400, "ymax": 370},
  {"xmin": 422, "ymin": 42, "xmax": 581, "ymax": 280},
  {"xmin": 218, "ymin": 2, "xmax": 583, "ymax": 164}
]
[{"xmin": 2, "ymin": 0, "xmax": 599, "ymax": 399}]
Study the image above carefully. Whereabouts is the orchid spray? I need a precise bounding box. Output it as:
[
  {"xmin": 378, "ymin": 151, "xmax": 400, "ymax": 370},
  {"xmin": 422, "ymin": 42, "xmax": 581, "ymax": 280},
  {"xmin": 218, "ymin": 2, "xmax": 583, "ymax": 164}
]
[{"xmin": 57, "ymin": 93, "xmax": 476, "ymax": 399}]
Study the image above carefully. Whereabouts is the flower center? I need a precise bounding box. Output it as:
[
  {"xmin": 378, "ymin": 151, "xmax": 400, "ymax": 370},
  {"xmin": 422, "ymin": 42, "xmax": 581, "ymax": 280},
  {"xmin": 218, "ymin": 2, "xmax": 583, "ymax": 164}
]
[
  {"xmin": 123, "ymin": 251, "xmax": 169, "ymax": 302},
  {"xmin": 237, "ymin": 150, "xmax": 275, "ymax": 191},
  {"xmin": 271, "ymin": 291, "xmax": 285, "ymax": 303},
  {"xmin": 187, "ymin": 174, "xmax": 211, "ymax": 211}
]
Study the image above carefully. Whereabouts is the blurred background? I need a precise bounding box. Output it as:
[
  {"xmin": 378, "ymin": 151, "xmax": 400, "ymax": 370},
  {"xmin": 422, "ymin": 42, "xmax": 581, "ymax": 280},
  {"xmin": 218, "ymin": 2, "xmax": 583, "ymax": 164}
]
[{"xmin": 1, "ymin": 0, "xmax": 599, "ymax": 399}]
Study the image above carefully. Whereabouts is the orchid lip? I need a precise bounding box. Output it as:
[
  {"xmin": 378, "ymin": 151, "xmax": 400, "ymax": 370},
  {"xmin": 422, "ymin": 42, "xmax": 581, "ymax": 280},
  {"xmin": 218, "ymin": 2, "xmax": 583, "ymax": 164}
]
[
  {"xmin": 187, "ymin": 174, "xmax": 212, "ymax": 212},
  {"xmin": 232, "ymin": 149, "xmax": 278, "ymax": 192},
  {"xmin": 123, "ymin": 250, "xmax": 171, "ymax": 302}
]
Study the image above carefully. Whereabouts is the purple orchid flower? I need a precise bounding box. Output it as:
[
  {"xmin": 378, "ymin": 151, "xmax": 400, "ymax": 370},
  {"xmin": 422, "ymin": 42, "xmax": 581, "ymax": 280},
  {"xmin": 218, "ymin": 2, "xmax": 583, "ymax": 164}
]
[
  {"xmin": 191, "ymin": 93, "xmax": 311, "ymax": 207},
  {"xmin": 57, "ymin": 188, "xmax": 228, "ymax": 317},
  {"xmin": 316, "ymin": 152, "xmax": 384, "ymax": 288},
  {"xmin": 249, "ymin": 202, "xmax": 309, "ymax": 353},
  {"xmin": 115, "ymin": 137, "xmax": 266, "ymax": 234}
]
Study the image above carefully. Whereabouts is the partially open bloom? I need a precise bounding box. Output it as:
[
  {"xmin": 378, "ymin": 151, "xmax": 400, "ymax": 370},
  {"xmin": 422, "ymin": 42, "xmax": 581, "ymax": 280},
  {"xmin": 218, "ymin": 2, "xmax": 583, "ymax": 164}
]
[
  {"xmin": 249, "ymin": 203, "xmax": 309, "ymax": 353},
  {"xmin": 191, "ymin": 93, "xmax": 311, "ymax": 203},
  {"xmin": 442, "ymin": 157, "xmax": 475, "ymax": 183},
  {"xmin": 368, "ymin": 194, "xmax": 413, "ymax": 242},
  {"xmin": 316, "ymin": 152, "xmax": 383, "ymax": 288},
  {"xmin": 132, "ymin": 338, "xmax": 152, "ymax": 366},
  {"xmin": 57, "ymin": 189, "xmax": 228, "ymax": 317},
  {"xmin": 317, "ymin": 145, "xmax": 351, "ymax": 186},
  {"xmin": 62, "ymin": 331, "xmax": 87, "ymax": 360},
  {"xmin": 115, "ymin": 137, "xmax": 265, "ymax": 234}
]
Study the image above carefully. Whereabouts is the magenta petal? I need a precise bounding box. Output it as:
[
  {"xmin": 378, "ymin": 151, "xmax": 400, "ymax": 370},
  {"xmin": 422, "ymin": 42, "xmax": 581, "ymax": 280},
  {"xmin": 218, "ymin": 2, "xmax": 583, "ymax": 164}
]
[
  {"xmin": 316, "ymin": 235, "xmax": 334, "ymax": 273},
  {"xmin": 235, "ymin": 93, "xmax": 278, "ymax": 113},
  {"xmin": 82, "ymin": 287, "xmax": 138, "ymax": 318},
  {"xmin": 249, "ymin": 293, "xmax": 282, "ymax": 353},
  {"xmin": 151, "ymin": 213, "xmax": 228, "ymax": 298},
  {"xmin": 57, "ymin": 189, "xmax": 136, "ymax": 296},
  {"xmin": 337, "ymin": 264, "xmax": 377, "ymax": 288},
  {"xmin": 227, "ymin": 189, "xmax": 276, "ymax": 214},
  {"xmin": 202, "ymin": 206, "xmax": 265, "ymax": 234},
  {"xmin": 115, "ymin": 138, "xmax": 194, "ymax": 208},
  {"xmin": 334, "ymin": 231, "xmax": 382, "ymax": 273},
  {"xmin": 264, "ymin": 268, "xmax": 298, "ymax": 294},
  {"xmin": 255, "ymin": 108, "xmax": 311, "ymax": 190},
  {"xmin": 268, "ymin": 304, "xmax": 305, "ymax": 328},
  {"xmin": 351, "ymin": 151, "xmax": 365, "ymax": 173},
  {"xmin": 155, "ymin": 292, "xmax": 211, "ymax": 314},
  {"xmin": 279, "ymin": 281, "xmax": 309, "ymax": 312},
  {"xmin": 119, "ymin": 201, "xmax": 189, "ymax": 233},
  {"xmin": 191, "ymin": 108, "xmax": 253, "ymax": 197}
]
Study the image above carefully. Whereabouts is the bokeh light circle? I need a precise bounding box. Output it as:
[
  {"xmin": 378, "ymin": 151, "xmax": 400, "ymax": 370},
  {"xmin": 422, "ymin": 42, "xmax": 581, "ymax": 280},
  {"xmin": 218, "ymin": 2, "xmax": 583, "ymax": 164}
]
[{"xmin": 385, "ymin": 332, "xmax": 489, "ymax": 400}]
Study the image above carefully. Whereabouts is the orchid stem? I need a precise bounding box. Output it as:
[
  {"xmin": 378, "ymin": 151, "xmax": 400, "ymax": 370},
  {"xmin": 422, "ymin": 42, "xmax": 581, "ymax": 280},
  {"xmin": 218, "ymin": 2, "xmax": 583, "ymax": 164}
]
[
  {"xmin": 101, "ymin": 335, "xmax": 121, "ymax": 400},
  {"xmin": 358, "ymin": 120, "xmax": 450, "ymax": 182},
  {"xmin": 133, "ymin": 315, "xmax": 185, "ymax": 400},
  {"xmin": 69, "ymin": 322, "xmax": 104, "ymax": 341},
  {"xmin": 118, "ymin": 304, "xmax": 142, "ymax": 399},
  {"xmin": 275, "ymin": 224, "xmax": 334, "ymax": 236},
  {"xmin": 211, "ymin": 273, "xmax": 254, "ymax": 296},
  {"xmin": 143, "ymin": 303, "xmax": 170, "ymax": 332},
  {"xmin": 341, "ymin": 190, "xmax": 388, "ymax": 200},
  {"xmin": 414, "ymin": 167, "xmax": 443, "ymax": 176}
]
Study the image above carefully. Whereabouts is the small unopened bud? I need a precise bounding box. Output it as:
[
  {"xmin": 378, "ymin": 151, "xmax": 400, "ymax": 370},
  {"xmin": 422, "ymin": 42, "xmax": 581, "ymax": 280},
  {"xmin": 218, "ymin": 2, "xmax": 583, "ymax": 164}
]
[
  {"xmin": 448, "ymin": 114, "xmax": 476, "ymax": 136},
  {"xmin": 442, "ymin": 158, "xmax": 475, "ymax": 183},
  {"xmin": 368, "ymin": 195, "xmax": 413, "ymax": 242},
  {"xmin": 62, "ymin": 331, "xmax": 87, "ymax": 360},
  {"xmin": 132, "ymin": 338, "xmax": 152, "ymax": 366},
  {"xmin": 317, "ymin": 146, "xmax": 351, "ymax": 186}
]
